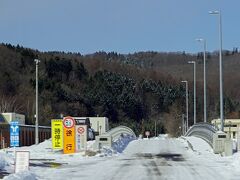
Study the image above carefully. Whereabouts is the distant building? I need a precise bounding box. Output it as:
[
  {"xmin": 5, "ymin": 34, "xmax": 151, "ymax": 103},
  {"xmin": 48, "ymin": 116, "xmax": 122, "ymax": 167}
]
[
  {"xmin": 211, "ymin": 119, "xmax": 240, "ymax": 139},
  {"xmin": 0, "ymin": 113, "xmax": 25, "ymax": 125},
  {"xmin": 89, "ymin": 117, "xmax": 109, "ymax": 135}
]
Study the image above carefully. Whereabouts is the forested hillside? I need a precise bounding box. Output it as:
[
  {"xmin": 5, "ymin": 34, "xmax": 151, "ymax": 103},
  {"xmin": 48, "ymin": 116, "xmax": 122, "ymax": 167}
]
[{"xmin": 1, "ymin": 43, "xmax": 240, "ymax": 136}]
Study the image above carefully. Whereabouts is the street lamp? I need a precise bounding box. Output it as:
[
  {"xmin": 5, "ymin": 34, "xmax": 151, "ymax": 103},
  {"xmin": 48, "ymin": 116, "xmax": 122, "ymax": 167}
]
[
  {"xmin": 196, "ymin": 38, "xmax": 207, "ymax": 123},
  {"xmin": 209, "ymin": 10, "xmax": 224, "ymax": 131},
  {"xmin": 34, "ymin": 59, "xmax": 40, "ymax": 145},
  {"xmin": 188, "ymin": 61, "xmax": 196, "ymax": 124},
  {"xmin": 181, "ymin": 81, "xmax": 188, "ymax": 130}
]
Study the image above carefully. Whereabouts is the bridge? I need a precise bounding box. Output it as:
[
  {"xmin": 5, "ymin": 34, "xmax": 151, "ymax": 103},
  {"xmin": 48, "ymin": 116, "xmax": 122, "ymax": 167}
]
[
  {"xmin": 96, "ymin": 123, "xmax": 219, "ymax": 148},
  {"xmin": 185, "ymin": 122, "xmax": 218, "ymax": 147}
]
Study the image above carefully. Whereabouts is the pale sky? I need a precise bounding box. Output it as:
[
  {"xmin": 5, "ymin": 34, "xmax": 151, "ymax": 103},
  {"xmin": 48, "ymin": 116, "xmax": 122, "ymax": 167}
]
[{"xmin": 0, "ymin": 0, "xmax": 239, "ymax": 54}]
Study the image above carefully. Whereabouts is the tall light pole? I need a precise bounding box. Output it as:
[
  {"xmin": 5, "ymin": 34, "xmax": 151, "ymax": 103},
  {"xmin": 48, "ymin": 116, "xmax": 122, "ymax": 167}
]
[
  {"xmin": 34, "ymin": 59, "xmax": 40, "ymax": 145},
  {"xmin": 181, "ymin": 81, "xmax": 188, "ymax": 130},
  {"xmin": 188, "ymin": 61, "xmax": 196, "ymax": 124},
  {"xmin": 209, "ymin": 10, "xmax": 224, "ymax": 131},
  {"xmin": 196, "ymin": 38, "xmax": 207, "ymax": 123}
]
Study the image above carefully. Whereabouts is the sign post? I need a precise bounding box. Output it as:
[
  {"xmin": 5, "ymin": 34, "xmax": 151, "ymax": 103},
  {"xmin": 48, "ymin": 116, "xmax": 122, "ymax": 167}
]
[
  {"xmin": 51, "ymin": 119, "xmax": 63, "ymax": 150},
  {"xmin": 63, "ymin": 117, "xmax": 75, "ymax": 154},
  {"xmin": 145, "ymin": 131, "xmax": 150, "ymax": 139}
]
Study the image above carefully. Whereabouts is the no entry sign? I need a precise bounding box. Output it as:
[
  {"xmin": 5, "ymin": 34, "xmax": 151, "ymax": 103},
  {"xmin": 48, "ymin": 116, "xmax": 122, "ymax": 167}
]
[{"xmin": 77, "ymin": 127, "xmax": 85, "ymax": 134}]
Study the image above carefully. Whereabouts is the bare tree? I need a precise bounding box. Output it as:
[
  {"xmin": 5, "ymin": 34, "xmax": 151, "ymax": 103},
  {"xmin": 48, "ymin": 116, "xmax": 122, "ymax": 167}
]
[{"xmin": 0, "ymin": 95, "xmax": 23, "ymax": 113}]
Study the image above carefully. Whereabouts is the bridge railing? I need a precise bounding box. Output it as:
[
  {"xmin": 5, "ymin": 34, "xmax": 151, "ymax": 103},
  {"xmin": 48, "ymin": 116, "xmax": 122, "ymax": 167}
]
[
  {"xmin": 185, "ymin": 122, "xmax": 218, "ymax": 147},
  {"xmin": 93, "ymin": 125, "xmax": 136, "ymax": 151},
  {"xmin": 105, "ymin": 125, "xmax": 136, "ymax": 142}
]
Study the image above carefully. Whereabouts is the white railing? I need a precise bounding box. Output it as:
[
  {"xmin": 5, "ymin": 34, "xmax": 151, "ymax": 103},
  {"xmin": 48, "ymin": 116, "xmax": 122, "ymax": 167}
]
[
  {"xmin": 105, "ymin": 125, "xmax": 136, "ymax": 142},
  {"xmin": 185, "ymin": 122, "xmax": 218, "ymax": 147}
]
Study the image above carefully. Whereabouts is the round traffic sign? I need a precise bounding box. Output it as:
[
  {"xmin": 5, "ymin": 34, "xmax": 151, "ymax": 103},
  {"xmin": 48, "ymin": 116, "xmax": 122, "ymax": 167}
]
[
  {"xmin": 145, "ymin": 131, "xmax": 150, "ymax": 136},
  {"xmin": 63, "ymin": 117, "xmax": 75, "ymax": 128},
  {"xmin": 77, "ymin": 127, "xmax": 85, "ymax": 134}
]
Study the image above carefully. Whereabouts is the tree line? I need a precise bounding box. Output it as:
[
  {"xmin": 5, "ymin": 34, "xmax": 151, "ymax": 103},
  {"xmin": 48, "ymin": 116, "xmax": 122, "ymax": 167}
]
[{"xmin": 1, "ymin": 43, "xmax": 240, "ymax": 136}]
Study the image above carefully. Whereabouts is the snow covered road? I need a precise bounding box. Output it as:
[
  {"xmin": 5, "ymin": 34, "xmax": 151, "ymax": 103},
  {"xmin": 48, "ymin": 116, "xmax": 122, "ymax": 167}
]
[
  {"xmin": 27, "ymin": 137, "xmax": 240, "ymax": 180},
  {"xmin": 3, "ymin": 136, "xmax": 240, "ymax": 179}
]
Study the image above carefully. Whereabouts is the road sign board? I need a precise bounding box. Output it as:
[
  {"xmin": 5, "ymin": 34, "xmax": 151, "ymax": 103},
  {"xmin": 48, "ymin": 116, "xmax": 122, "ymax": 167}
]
[
  {"xmin": 75, "ymin": 125, "xmax": 87, "ymax": 152},
  {"xmin": 51, "ymin": 119, "xmax": 63, "ymax": 150},
  {"xmin": 145, "ymin": 131, "xmax": 150, "ymax": 137},
  {"xmin": 63, "ymin": 117, "xmax": 75, "ymax": 128},
  {"xmin": 10, "ymin": 121, "xmax": 19, "ymax": 147},
  {"xmin": 63, "ymin": 116, "xmax": 75, "ymax": 154}
]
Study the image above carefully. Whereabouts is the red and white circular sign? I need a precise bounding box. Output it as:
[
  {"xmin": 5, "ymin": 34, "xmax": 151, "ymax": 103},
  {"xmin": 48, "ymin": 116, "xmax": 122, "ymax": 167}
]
[
  {"xmin": 63, "ymin": 117, "xmax": 75, "ymax": 128},
  {"xmin": 77, "ymin": 127, "xmax": 85, "ymax": 134},
  {"xmin": 145, "ymin": 131, "xmax": 150, "ymax": 137}
]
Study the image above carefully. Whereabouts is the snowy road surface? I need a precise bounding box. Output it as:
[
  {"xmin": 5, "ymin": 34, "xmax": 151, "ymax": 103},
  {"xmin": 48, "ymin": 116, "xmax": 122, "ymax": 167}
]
[{"xmin": 27, "ymin": 137, "xmax": 240, "ymax": 180}]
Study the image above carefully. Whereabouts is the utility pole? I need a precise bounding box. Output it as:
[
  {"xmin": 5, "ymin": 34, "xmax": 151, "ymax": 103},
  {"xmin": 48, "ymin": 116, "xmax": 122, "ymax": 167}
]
[{"xmin": 34, "ymin": 59, "xmax": 40, "ymax": 145}]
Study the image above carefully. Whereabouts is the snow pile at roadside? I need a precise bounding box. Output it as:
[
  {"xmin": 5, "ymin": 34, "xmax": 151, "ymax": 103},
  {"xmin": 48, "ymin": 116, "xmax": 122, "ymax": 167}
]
[
  {"xmin": 230, "ymin": 153, "xmax": 240, "ymax": 170},
  {"xmin": 158, "ymin": 134, "xmax": 169, "ymax": 139},
  {"xmin": 0, "ymin": 152, "xmax": 8, "ymax": 170},
  {"xmin": 0, "ymin": 151, "xmax": 35, "ymax": 180},
  {"xmin": 0, "ymin": 134, "xmax": 135, "ymax": 173},
  {"xmin": 181, "ymin": 136, "xmax": 240, "ymax": 171},
  {"xmin": 185, "ymin": 136, "xmax": 213, "ymax": 153},
  {"xmin": 112, "ymin": 135, "xmax": 136, "ymax": 153},
  {"xmin": 22, "ymin": 139, "xmax": 53, "ymax": 153},
  {"xmin": 3, "ymin": 171, "xmax": 37, "ymax": 180},
  {"xmin": 0, "ymin": 151, "xmax": 14, "ymax": 172},
  {"xmin": 100, "ymin": 135, "xmax": 136, "ymax": 155}
]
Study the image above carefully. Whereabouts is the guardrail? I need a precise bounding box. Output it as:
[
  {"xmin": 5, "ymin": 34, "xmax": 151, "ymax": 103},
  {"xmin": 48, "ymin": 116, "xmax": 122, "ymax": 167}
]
[
  {"xmin": 185, "ymin": 122, "xmax": 218, "ymax": 147},
  {"xmin": 105, "ymin": 125, "xmax": 136, "ymax": 142}
]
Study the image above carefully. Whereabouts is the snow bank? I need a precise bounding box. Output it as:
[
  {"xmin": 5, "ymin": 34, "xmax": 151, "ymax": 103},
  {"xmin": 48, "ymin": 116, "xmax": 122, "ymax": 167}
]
[
  {"xmin": 185, "ymin": 136, "xmax": 213, "ymax": 153},
  {"xmin": 0, "ymin": 134, "xmax": 135, "ymax": 179},
  {"xmin": 0, "ymin": 151, "xmax": 14, "ymax": 173},
  {"xmin": 0, "ymin": 152, "xmax": 7, "ymax": 170},
  {"xmin": 99, "ymin": 135, "xmax": 136, "ymax": 156},
  {"xmin": 3, "ymin": 171, "xmax": 37, "ymax": 180},
  {"xmin": 16, "ymin": 139, "xmax": 53, "ymax": 154},
  {"xmin": 112, "ymin": 135, "xmax": 136, "ymax": 153}
]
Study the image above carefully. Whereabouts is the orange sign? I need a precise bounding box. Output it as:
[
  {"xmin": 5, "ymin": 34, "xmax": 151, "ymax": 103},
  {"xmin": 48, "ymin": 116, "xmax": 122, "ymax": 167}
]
[{"xmin": 63, "ymin": 117, "xmax": 75, "ymax": 154}]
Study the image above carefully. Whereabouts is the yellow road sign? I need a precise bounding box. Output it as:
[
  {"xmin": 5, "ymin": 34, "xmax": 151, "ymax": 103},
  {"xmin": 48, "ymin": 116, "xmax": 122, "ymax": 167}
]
[{"xmin": 51, "ymin": 119, "xmax": 63, "ymax": 150}]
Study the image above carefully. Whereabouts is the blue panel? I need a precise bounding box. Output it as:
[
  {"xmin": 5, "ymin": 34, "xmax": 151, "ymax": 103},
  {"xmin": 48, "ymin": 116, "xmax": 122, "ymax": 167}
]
[{"xmin": 10, "ymin": 121, "xmax": 19, "ymax": 147}]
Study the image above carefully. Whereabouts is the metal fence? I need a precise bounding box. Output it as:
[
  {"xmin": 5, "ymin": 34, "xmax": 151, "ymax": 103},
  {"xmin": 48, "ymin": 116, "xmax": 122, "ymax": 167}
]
[{"xmin": 0, "ymin": 124, "xmax": 51, "ymax": 148}]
